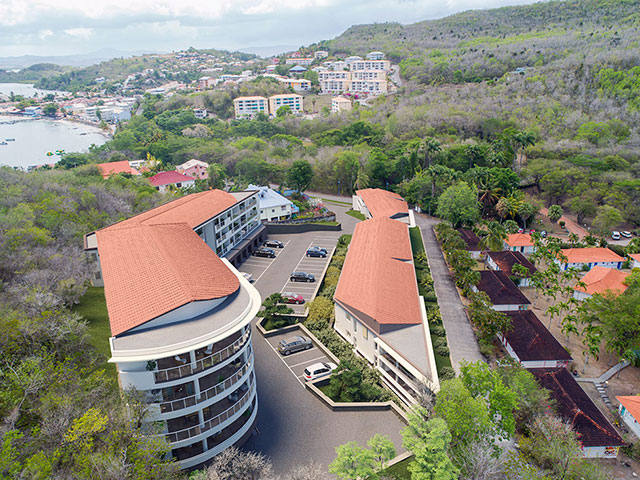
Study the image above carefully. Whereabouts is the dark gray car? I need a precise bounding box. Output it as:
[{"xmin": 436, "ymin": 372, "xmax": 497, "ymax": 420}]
[
  {"xmin": 277, "ymin": 336, "xmax": 313, "ymax": 355},
  {"xmin": 290, "ymin": 271, "xmax": 315, "ymax": 282}
]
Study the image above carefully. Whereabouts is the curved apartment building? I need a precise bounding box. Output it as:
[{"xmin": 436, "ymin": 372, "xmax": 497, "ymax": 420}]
[{"xmin": 85, "ymin": 190, "xmax": 264, "ymax": 469}]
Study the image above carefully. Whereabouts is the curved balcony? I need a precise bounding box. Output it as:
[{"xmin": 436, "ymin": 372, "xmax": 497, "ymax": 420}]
[
  {"xmin": 159, "ymin": 353, "xmax": 253, "ymax": 414},
  {"xmin": 153, "ymin": 328, "xmax": 251, "ymax": 384},
  {"xmin": 161, "ymin": 376, "xmax": 256, "ymax": 444}
]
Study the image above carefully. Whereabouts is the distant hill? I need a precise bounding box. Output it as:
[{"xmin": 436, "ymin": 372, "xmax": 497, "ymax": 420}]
[
  {"xmin": 0, "ymin": 63, "xmax": 69, "ymax": 84},
  {"xmin": 316, "ymin": 0, "xmax": 640, "ymax": 84},
  {"xmin": 0, "ymin": 49, "xmax": 155, "ymax": 70}
]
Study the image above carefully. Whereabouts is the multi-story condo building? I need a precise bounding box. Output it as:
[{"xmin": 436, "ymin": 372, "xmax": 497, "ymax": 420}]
[
  {"xmin": 366, "ymin": 51, "xmax": 385, "ymax": 60},
  {"xmin": 351, "ymin": 70, "xmax": 387, "ymax": 81},
  {"xmin": 344, "ymin": 56, "xmax": 363, "ymax": 64},
  {"xmin": 314, "ymin": 50, "xmax": 329, "ymax": 59},
  {"xmin": 233, "ymin": 96, "xmax": 268, "ymax": 118},
  {"xmin": 268, "ymin": 94, "xmax": 303, "ymax": 116},
  {"xmin": 83, "ymin": 190, "xmax": 265, "ymax": 469},
  {"xmin": 319, "ymin": 71, "xmax": 351, "ymax": 94},
  {"xmin": 333, "ymin": 213, "xmax": 439, "ymax": 406},
  {"xmin": 349, "ymin": 80, "xmax": 388, "ymax": 95},
  {"xmin": 277, "ymin": 77, "xmax": 311, "ymax": 92},
  {"xmin": 349, "ymin": 60, "xmax": 391, "ymax": 72},
  {"xmin": 285, "ymin": 57, "xmax": 314, "ymax": 66}
]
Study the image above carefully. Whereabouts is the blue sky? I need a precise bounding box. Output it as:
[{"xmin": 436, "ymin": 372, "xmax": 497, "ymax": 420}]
[{"xmin": 0, "ymin": 0, "xmax": 540, "ymax": 57}]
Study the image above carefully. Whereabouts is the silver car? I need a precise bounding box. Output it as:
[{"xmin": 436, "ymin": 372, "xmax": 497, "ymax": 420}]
[{"xmin": 277, "ymin": 336, "xmax": 313, "ymax": 356}]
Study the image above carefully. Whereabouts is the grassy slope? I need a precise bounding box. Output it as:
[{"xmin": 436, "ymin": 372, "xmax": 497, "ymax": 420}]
[
  {"xmin": 73, "ymin": 286, "xmax": 117, "ymax": 382},
  {"xmin": 345, "ymin": 209, "xmax": 366, "ymax": 220}
]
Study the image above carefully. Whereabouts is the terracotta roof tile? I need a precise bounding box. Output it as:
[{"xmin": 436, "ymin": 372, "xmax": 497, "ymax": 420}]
[
  {"xmin": 97, "ymin": 223, "xmax": 239, "ymax": 337},
  {"xmin": 356, "ymin": 188, "xmax": 409, "ymax": 220},
  {"xmin": 574, "ymin": 266, "xmax": 629, "ymax": 296},
  {"xmin": 503, "ymin": 311, "xmax": 572, "ymax": 362},
  {"xmin": 617, "ymin": 396, "xmax": 640, "ymax": 422},
  {"xmin": 459, "ymin": 229, "xmax": 481, "ymax": 251},
  {"xmin": 561, "ymin": 247, "xmax": 624, "ymax": 264},
  {"xmin": 630, "ymin": 253, "xmax": 640, "ymax": 263},
  {"xmin": 505, "ymin": 233, "xmax": 534, "ymax": 247},
  {"xmin": 334, "ymin": 217, "xmax": 422, "ymax": 328},
  {"xmin": 149, "ymin": 170, "xmax": 196, "ymax": 186},
  {"xmin": 96, "ymin": 160, "xmax": 140, "ymax": 178},
  {"xmin": 477, "ymin": 270, "xmax": 531, "ymax": 306},
  {"xmin": 106, "ymin": 190, "xmax": 240, "ymax": 230},
  {"xmin": 530, "ymin": 368, "xmax": 624, "ymax": 447},
  {"xmin": 488, "ymin": 250, "xmax": 537, "ymax": 277}
]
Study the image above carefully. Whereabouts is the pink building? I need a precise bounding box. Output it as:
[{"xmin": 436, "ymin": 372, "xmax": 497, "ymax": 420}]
[{"xmin": 177, "ymin": 159, "xmax": 209, "ymax": 180}]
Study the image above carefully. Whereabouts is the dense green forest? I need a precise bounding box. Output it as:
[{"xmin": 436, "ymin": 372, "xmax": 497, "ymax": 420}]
[{"xmin": 0, "ymin": 63, "xmax": 70, "ymax": 84}]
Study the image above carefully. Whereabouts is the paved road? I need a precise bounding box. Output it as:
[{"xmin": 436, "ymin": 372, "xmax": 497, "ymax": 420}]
[
  {"xmin": 242, "ymin": 203, "xmax": 405, "ymax": 473},
  {"xmin": 414, "ymin": 213, "xmax": 484, "ymax": 373}
]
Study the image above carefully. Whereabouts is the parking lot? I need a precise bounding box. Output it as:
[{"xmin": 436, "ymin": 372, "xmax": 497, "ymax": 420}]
[
  {"xmin": 237, "ymin": 235, "xmax": 338, "ymax": 315},
  {"xmin": 264, "ymin": 330, "xmax": 335, "ymax": 386}
]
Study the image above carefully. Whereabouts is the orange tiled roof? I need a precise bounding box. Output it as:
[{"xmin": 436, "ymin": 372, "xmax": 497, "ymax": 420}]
[
  {"xmin": 561, "ymin": 247, "xmax": 624, "ymax": 264},
  {"xmin": 106, "ymin": 190, "xmax": 239, "ymax": 231},
  {"xmin": 630, "ymin": 253, "xmax": 640, "ymax": 263},
  {"xmin": 574, "ymin": 266, "xmax": 629, "ymax": 296},
  {"xmin": 617, "ymin": 396, "xmax": 640, "ymax": 422},
  {"xmin": 96, "ymin": 160, "xmax": 140, "ymax": 178},
  {"xmin": 334, "ymin": 216, "xmax": 422, "ymax": 327},
  {"xmin": 356, "ymin": 188, "xmax": 408, "ymax": 220},
  {"xmin": 97, "ymin": 223, "xmax": 239, "ymax": 336},
  {"xmin": 505, "ymin": 233, "xmax": 534, "ymax": 247}
]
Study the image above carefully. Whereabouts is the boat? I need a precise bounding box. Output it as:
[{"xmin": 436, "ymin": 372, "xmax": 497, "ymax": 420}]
[
  {"xmin": 0, "ymin": 141, "xmax": 7, "ymax": 145},
  {"xmin": 46, "ymin": 152, "xmax": 54, "ymax": 156},
  {"xmin": 5, "ymin": 138, "xmax": 15, "ymax": 141}
]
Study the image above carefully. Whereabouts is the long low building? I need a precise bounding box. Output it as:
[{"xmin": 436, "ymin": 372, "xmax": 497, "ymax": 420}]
[
  {"xmin": 353, "ymin": 188, "xmax": 415, "ymax": 226},
  {"xmin": 556, "ymin": 247, "xmax": 624, "ymax": 271},
  {"xmin": 333, "ymin": 214, "xmax": 439, "ymax": 405},
  {"xmin": 530, "ymin": 368, "xmax": 624, "ymax": 458},
  {"xmin": 474, "ymin": 270, "xmax": 531, "ymax": 311},
  {"xmin": 84, "ymin": 189, "xmax": 266, "ymax": 469}
]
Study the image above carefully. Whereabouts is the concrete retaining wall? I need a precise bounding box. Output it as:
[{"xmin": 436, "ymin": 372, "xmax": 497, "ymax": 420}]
[{"xmin": 265, "ymin": 223, "xmax": 341, "ymax": 234}]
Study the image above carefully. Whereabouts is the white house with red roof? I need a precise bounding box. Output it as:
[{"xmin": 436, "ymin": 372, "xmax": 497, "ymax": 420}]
[
  {"xmin": 573, "ymin": 266, "xmax": 629, "ymax": 301},
  {"xmin": 83, "ymin": 190, "xmax": 266, "ymax": 469},
  {"xmin": 504, "ymin": 233, "xmax": 536, "ymax": 254},
  {"xmin": 149, "ymin": 171, "xmax": 196, "ymax": 192},
  {"xmin": 96, "ymin": 160, "xmax": 141, "ymax": 179},
  {"xmin": 556, "ymin": 247, "xmax": 624, "ymax": 271},
  {"xmin": 353, "ymin": 188, "xmax": 415, "ymax": 226},
  {"xmin": 618, "ymin": 396, "xmax": 640, "ymax": 439},
  {"xmin": 630, "ymin": 253, "xmax": 640, "ymax": 269}
]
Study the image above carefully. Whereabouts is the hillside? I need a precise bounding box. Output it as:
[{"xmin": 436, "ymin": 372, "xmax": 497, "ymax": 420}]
[
  {"xmin": 0, "ymin": 63, "xmax": 69, "ymax": 83},
  {"xmin": 319, "ymin": 0, "xmax": 640, "ymax": 84}
]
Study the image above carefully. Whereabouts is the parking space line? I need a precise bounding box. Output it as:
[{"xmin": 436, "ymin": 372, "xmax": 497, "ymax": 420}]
[
  {"xmin": 287, "ymin": 355, "xmax": 326, "ymax": 369},
  {"xmin": 261, "ymin": 336, "xmax": 306, "ymax": 387}
]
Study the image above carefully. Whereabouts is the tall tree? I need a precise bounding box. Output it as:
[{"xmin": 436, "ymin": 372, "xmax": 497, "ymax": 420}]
[
  {"xmin": 419, "ymin": 137, "xmax": 442, "ymax": 169},
  {"xmin": 402, "ymin": 411, "xmax": 458, "ymax": 480},
  {"xmin": 477, "ymin": 220, "xmax": 508, "ymax": 252},
  {"xmin": 435, "ymin": 181, "xmax": 479, "ymax": 228},
  {"xmin": 329, "ymin": 441, "xmax": 377, "ymax": 480},
  {"xmin": 287, "ymin": 159, "xmax": 314, "ymax": 193}
]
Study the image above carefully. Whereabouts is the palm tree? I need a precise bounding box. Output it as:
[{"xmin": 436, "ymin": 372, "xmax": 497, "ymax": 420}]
[
  {"xmin": 477, "ymin": 220, "xmax": 508, "ymax": 252},
  {"xmin": 427, "ymin": 165, "xmax": 458, "ymax": 216},
  {"xmin": 419, "ymin": 137, "xmax": 441, "ymax": 169},
  {"xmin": 512, "ymin": 131, "xmax": 536, "ymax": 169},
  {"xmin": 353, "ymin": 167, "xmax": 370, "ymax": 190}
]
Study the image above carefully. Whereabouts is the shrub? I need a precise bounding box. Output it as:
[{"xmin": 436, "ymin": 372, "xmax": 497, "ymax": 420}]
[
  {"xmin": 439, "ymin": 367, "xmax": 456, "ymax": 380},
  {"xmin": 330, "ymin": 254, "xmax": 345, "ymax": 269},
  {"xmin": 433, "ymin": 336, "xmax": 448, "ymax": 349},
  {"xmin": 431, "ymin": 325, "xmax": 446, "ymax": 336},
  {"xmin": 307, "ymin": 297, "xmax": 334, "ymax": 325},
  {"xmin": 436, "ymin": 343, "xmax": 450, "ymax": 357}
]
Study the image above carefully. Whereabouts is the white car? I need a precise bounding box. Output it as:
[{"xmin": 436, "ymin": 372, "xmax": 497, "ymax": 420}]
[
  {"xmin": 612, "ymin": 231, "xmax": 621, "ymax": 240},
  {"xmin": 303, "ymin": 362, "xmax": 338, "ymax": 381},
  {"xmin": 242, "ymin": 272, "xmax": 253, "ymax": 282},
  {"xmin": 621, "ymin": 231, "xmax": 632, "ymax": 238}
]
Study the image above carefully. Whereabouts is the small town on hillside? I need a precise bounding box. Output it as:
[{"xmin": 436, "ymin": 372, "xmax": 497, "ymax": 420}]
[{"xmin": 0, "ymin": 48, "xmax": 397, "ymax": 128}]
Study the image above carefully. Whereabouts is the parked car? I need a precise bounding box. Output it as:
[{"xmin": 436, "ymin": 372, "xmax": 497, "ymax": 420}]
[
  {"xmin": 621, "ymin": 231, "xmax": 632, "ymax": 238},
  {"xmin": 517, "ymin": 228, "xmax": 524, "ymax": 234},
  {"xmin": 540, "ymin": 230, "xmax": 547, "ymax": 238},
  {"xmin": 253, "ymin": 247, "xmax": 276, "ymax": 258},
  {"xmin": 281, "ymin": 292, "xmax": 305, "ymax": 304},
  {"xmin": 528, "ymin": 229, "xmax": 536, "ymax": 234},
  {"xmin": 612, "ymin": 231, "xmax": 621, "ymax": 240},
  {"xmin": 242, "ymin": 272, "xmax": 254, "ymax": 282},
  {"xmin": 277, "ymin": 336, "xmax": 313, "ymax": 355},
  {"xmin": 264, "ymin": 239, "xmax": 285, "ymax": 248},
  {"xmin": 303, "ymin": 362, "xmax": 338, "ymax": 381},
  {"xmin": 306, "ymin": 247, "xmax": 327, "ymax": 258},
  {"xmin": 290, "ymin": 271, "xmax": 315, "ymax": 282}
]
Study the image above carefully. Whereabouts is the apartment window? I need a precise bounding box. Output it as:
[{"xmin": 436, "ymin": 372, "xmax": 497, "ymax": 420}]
[
  {"xmin": 362, "ymin": 328, "xmax": 368, "ymax": 340},
  {"xmin": 352, "ymin": 317, "xmax": 357, "ymax": 333},
  {"xmin": 94, "ymin": 271, "xmax": 101, "ymax": 280}
]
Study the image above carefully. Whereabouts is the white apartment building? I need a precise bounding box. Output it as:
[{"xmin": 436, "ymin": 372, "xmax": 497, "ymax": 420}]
[
  {"xmin": 334, "ymin": 215, "xmax": 439, "ymax": 406},
  {"xmin": 366, "ymin": 51, "xmax": 385, "ymax": 60},
  {"xmin": 327, "ymin": 60, "xmax": 348, "ymax": 71},
  {"xmin": 349, "ymin": 60, "xmax": 391, "ymax": 72},
  {"xmin": 344, "ymin": 56, "xmax": 363, "ymax": 64},
  {"xmin": 319, "ymin": 71, "xmax": 351, "ymax": 94},
  {"xmin": 285, "ymin": 57, "xmax": 314, "ymax": 66},
  {"xmin": 84, "ymin": 190, "xmax": 267, "ymax": 469},
  {"xmin": 233, "ymin": 96, "xmax": 268, "ymax": 119},
  {"xmin": 332, "ymin": 96, "xmax": 353, "ymax": 113},
  {"xmin": 314, "ymin": 51, "xmax": 329, "ymax": 59},
  {"xmin": 277, "ymin": 77, "xmax": 312, "ymax": 92},
  {"xmin": 351, "ymin": 70, "xmax": 387, "ymax": 81},
  {"xmin": 193, "ymin": 108, "xmax": 208, "ymax": 119},
  {"xmin": 349, "ymin": 80, "xmax": 388, "ymax": 94},
  {"xmin": 268, "ymin": 94, "xmax": 303, "ymax": 116}
]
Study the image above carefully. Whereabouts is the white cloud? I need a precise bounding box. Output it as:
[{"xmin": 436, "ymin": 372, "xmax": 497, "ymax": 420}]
[
  {"xmin": 38, "ymin": 29, "xmax": 53, "ymax": 40},
  {"xmin": 63, "ymin": 27, "xmax": 94, "ymax": 38}
]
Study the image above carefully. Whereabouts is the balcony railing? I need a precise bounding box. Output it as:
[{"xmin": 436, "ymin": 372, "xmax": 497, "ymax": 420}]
[
  {"xmin": 159, "ymin": 355, "xmax": 253, "ymax": 414},
  {"xmin": 161, "ymin": 377, "xmax": 256, "ymax": 443},
  {"xmin": 154, "ymin": 329, "xmax": 251, "ymax": 384}
]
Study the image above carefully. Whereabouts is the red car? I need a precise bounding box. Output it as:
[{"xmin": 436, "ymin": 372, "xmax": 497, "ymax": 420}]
[{"xmin": 281, "ymin": 293, "xmax": 305, "ymax": 304}]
